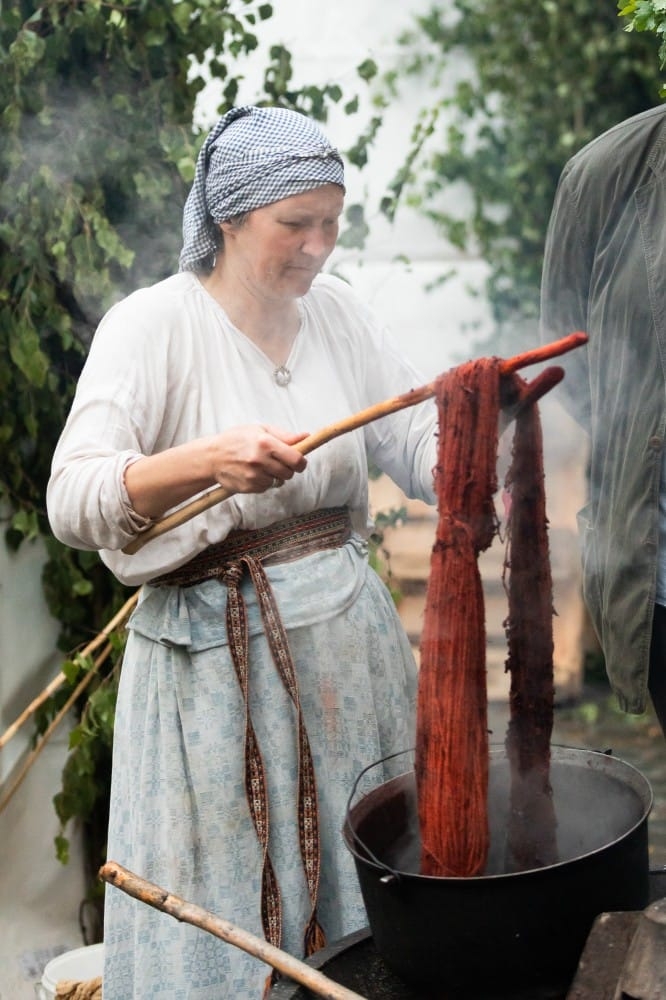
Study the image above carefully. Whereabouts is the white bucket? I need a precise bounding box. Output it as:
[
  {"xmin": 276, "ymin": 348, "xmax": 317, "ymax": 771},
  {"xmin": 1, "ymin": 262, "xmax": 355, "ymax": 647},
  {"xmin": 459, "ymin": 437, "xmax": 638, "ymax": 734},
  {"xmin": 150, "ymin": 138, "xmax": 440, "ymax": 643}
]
[{"xmin": 37, "ymin": 943, "xmax": 104, "ymax": 999}]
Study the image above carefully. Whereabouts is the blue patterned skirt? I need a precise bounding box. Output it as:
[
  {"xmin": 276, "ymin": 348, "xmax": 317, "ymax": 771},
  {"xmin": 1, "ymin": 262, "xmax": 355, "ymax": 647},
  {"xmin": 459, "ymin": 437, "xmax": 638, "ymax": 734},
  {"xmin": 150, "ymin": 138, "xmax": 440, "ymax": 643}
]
[{"xmin": 102, "ymin": 537, "xmax": 417, "ymax": 998}]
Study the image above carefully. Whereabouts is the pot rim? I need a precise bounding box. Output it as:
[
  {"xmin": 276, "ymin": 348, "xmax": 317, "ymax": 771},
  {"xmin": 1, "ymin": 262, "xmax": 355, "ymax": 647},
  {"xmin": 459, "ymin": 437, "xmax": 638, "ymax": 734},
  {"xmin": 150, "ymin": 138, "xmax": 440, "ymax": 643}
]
[{"xmin": 343, "ymin": 743, "xmax": 653, "ymax": 883}]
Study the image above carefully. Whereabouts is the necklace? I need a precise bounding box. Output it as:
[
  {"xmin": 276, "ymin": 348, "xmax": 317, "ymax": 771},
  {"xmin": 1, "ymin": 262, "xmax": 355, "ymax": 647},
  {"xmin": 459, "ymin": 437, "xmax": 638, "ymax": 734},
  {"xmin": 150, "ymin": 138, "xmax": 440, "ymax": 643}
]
[{"xmin": 273, "ymin": 365, "xmax": 292, "ymax": 387}]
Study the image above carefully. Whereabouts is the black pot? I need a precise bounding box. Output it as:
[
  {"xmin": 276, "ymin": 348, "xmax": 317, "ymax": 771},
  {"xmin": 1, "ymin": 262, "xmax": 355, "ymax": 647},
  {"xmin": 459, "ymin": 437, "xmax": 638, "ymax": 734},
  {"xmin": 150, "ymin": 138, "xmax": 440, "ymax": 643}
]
[{"xmin": 343, "ymin": 746, "xmax": 652, "ymax": 996}]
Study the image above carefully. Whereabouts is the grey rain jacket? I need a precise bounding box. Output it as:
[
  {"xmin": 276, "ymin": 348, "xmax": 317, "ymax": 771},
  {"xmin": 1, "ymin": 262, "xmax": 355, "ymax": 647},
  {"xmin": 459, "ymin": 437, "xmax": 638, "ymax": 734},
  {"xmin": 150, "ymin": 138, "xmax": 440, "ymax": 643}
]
[{"xmin": 540, "ymin": 104, "xmax": 666, "ymax": 714}]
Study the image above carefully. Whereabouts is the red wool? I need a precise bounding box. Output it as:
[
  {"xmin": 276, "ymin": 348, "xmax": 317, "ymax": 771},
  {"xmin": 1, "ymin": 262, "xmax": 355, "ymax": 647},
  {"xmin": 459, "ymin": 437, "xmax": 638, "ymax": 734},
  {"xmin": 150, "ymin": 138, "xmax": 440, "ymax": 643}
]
[{"xmin": 416, "ymin": 361, "xmax": 556, "ymax": 878}]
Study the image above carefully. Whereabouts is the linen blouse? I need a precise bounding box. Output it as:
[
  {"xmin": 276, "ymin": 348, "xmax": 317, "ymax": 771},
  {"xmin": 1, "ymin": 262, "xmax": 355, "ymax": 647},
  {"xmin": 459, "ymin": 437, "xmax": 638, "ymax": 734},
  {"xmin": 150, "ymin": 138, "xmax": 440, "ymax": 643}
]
[{"xmin": 47, "ymin": 271, "xmax": 437, "ymax": 586}]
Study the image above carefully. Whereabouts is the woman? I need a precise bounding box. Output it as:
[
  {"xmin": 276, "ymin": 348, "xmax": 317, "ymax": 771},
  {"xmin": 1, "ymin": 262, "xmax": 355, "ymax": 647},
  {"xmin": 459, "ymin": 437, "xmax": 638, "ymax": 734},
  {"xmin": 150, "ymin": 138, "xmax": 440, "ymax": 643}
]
[{"xmin": 47, "ymin": 105, "xmax": 438, "ymax": 998}]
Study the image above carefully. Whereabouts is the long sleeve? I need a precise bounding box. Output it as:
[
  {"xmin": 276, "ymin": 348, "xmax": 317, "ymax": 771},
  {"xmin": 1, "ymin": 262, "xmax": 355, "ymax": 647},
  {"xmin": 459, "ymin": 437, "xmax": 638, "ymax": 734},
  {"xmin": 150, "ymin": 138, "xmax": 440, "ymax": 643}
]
[
  {"xmin": 47, "ymin": 291, "xmax": 173, "ymax": 552},
  {"xmin": 306, "ymin": 274, "xmax": 438, "ymax": 505}
]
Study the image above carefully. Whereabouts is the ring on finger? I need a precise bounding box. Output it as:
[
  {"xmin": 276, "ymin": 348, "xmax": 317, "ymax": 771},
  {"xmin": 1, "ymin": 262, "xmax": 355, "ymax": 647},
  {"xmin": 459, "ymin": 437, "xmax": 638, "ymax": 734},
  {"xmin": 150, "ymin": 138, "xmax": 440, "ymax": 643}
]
[{"xmin": 271, "ymin": 476, "xmax": 282, "ymax": 489}]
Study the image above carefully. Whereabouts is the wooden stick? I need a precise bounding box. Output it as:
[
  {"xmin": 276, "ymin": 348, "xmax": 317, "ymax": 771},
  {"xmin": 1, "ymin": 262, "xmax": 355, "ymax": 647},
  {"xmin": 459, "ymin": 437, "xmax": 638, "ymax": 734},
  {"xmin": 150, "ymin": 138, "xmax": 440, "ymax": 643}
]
[
  {"xmin": 0, "ymin": 643, "xmax": 112, "ymax": 814},
  {"xmin": 0, "ymin": 590, "xmax": 138, "ymax": 752},
  {"xmin": 497, "ymin": 332, "xmax": 587, "ymax": 374},
  {"xmin": 100, "ymin": 860, "xmax": 368, "ymax": 1000},
  {"xmin": 121, "ymin": 379, "xmax": 437, "ymax": 555},
  {"xmin": 123, "ymin": 331, "xmax": 588, "ymax": 555}
]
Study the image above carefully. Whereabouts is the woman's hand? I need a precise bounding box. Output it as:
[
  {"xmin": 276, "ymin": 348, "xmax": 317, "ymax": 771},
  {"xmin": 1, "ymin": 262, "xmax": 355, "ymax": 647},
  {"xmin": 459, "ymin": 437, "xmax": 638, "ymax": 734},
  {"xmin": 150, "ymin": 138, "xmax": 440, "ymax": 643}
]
[
  {"xmin": 207, "ymin": 424, "xmax": 309, "ymax": 494},
  {"xmin": 124, "ymin": 424, "xmax": 309, "ymax": 520}
]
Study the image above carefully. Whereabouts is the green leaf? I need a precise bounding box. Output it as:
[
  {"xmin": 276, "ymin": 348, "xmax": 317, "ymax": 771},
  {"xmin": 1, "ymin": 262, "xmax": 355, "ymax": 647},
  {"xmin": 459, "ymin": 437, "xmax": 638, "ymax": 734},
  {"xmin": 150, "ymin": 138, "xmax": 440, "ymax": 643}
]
[
  {"xmin": 357, "ymin": 58, "xmax": 378, "ymax": 81},
  {"xmin": 68, "ymin": 725, "xmax": 86, "ymax": 749},
  {"xmin": 62, "ymin": 659, "xmax": 81, "ymax": 686},
  {"xmin": 171, "ymin": 2, "xmax": 193, "ymax": 32},
  {"xmin": 10, "ymin": 508, "xmax": 39, "ymax": 541},
  {"xmin": 8, "ymin": 323, "xmax": 49, "ymax": 388},
  {"xmin": 338, "ymin": 203, "xmax": 370, "ymax": 249},
  {"xmin": 54, "ymin": 832, "xmax": 70, "ymax": 865},
  {"xmin": 9, "ymin": 29, "xmax": 46, "ymax": 74}
]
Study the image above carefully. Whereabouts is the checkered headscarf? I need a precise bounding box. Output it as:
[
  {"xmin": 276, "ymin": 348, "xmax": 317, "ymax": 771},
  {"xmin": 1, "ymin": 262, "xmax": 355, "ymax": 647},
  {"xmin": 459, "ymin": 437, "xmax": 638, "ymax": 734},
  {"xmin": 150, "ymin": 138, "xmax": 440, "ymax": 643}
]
[{"xmin": 179, "ymin": 106, "xmax": 345, "ymax": 272}]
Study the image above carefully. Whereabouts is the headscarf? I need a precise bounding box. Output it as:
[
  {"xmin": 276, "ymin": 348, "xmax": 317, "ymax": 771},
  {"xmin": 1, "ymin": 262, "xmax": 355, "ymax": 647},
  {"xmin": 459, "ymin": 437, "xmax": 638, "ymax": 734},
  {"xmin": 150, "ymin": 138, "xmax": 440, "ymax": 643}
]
[{"xmin": 179, "ymin": 106, "xmax": 345, "ymax": 272}]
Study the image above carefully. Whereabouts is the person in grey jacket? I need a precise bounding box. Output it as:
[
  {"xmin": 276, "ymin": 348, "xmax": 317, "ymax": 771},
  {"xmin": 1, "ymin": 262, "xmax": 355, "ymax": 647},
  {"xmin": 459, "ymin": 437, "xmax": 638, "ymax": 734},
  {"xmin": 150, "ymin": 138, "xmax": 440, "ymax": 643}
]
[{"xmin": 540, "ymin": 103, "xmax": 666, "ymax": 738}]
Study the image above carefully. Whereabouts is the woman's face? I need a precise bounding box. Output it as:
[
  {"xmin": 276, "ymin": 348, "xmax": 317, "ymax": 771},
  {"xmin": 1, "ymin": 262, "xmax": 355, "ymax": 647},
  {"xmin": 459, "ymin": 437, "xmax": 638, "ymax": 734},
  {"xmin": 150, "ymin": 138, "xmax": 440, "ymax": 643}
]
[{"xmin": 220, "ymin": 183, "xmax": 345, "ymax": 302}]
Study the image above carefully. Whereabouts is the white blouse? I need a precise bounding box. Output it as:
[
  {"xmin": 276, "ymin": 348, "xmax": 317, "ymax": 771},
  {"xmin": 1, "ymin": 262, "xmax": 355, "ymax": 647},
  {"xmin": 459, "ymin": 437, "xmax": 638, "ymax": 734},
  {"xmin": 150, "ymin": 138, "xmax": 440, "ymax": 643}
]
[{"xmin": 47, "ymin": 271, "xmax": 437, "ymax": 585}]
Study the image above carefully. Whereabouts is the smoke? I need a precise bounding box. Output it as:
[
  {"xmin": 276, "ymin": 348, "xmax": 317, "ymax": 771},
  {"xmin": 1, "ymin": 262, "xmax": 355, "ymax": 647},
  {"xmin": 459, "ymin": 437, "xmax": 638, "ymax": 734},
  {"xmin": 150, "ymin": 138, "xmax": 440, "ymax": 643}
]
[{"xmin": 8, "ymin": 77, "xmax": 189, "ymax": 329}]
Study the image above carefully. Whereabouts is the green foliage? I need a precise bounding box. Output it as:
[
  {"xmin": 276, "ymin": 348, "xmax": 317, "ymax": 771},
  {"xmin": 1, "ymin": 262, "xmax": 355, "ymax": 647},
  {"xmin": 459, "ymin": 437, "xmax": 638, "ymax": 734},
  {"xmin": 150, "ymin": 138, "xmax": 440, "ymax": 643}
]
[
  {"xmin": 38, "ymin": 648, "xmax": 121, "ymax": 867},
  {"xmin": 620, "ymin": 0, "xmax": 666, "ymax": 75},
  {"xmin": 381, "ymin": 0, "xmax": 665, "ymax": 353},
  {"xmin": 368, "ymin": 506, "xmax": 407, "ymax": 607},
  {"xmin": 261, "ymin": 43, "xmax": 345, "ymax": 116}
]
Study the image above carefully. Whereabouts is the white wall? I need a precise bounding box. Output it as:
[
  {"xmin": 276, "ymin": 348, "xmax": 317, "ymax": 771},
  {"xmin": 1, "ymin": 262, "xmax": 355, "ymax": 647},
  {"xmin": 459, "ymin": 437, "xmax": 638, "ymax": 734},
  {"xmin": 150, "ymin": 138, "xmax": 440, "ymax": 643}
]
[
  {"xmin": 0, "ymin": 534, "xmax": 61, "ymax": 781},
  {"xmin": 0, "ymin": 529, "xmax": 85, "ymax": 998}
]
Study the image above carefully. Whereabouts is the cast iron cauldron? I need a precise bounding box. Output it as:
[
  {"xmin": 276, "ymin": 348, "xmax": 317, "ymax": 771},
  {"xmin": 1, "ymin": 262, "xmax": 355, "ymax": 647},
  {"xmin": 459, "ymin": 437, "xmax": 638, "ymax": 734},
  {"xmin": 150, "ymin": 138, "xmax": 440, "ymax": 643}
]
[{"xmin": 343, "ymin": 746, "xmax": 652, "ymax": 997}]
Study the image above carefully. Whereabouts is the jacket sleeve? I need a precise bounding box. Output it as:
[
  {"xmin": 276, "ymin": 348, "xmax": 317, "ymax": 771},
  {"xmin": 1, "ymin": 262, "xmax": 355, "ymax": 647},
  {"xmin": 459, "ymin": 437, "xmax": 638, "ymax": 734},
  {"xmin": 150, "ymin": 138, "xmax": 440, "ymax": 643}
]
[{"xmin": 539, "ymin": 162, "xmax": 592, "ymax": 432}]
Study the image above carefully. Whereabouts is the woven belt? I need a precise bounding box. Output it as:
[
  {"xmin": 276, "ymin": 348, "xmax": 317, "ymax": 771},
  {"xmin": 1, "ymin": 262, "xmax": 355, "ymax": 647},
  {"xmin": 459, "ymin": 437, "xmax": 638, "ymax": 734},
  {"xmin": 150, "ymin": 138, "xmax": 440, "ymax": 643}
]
[
  {"xmin": 149, "ymin": 507, "xmax": 351, "ymax": 980},
  {"xmin": 150, "ymin": 506, "xmax": 351, "ymax": 588}
]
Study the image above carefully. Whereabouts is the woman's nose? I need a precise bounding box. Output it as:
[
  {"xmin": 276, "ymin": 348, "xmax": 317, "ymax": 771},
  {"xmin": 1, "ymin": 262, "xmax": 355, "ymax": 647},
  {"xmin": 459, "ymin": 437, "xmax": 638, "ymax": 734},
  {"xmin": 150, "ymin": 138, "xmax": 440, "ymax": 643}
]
[{"xmin": 302, "ymin": 225, "xmax": 337, "ymax": 257}]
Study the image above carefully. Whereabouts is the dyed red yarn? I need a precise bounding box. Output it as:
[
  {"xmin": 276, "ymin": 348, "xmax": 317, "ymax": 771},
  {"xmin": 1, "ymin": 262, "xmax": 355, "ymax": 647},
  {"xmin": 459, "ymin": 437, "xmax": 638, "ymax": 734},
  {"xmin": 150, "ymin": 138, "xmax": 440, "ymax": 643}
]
[
  {"xmin": 416, "ymin": 358, "xmax": 503, "ymax": 877},
  {"xmin": 503, "ymin": 381, "xmax": 557, "ymax": 872},
  {"xmin": 416, "ymin": 363, "xmax": 556, "ymax": 878}
]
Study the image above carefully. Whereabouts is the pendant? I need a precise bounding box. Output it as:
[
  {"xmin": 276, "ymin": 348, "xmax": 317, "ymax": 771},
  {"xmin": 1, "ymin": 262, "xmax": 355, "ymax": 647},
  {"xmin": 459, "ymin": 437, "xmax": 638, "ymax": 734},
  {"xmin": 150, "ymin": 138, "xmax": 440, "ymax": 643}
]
[{"xmin": 273, "ymin": 365, "xmax": 292, "ymax": 387}]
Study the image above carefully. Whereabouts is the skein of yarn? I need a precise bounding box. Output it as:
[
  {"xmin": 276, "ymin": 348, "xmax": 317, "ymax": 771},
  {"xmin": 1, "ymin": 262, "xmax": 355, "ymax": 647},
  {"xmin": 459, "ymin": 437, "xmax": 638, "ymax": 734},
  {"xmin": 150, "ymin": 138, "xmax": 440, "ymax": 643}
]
[
  {"xmin": 416, "ymin": 360, "xmax": 560, "ymax": 878},
  {"xmin": 416, "ymin": 358, "xmax": 503, "ymax": 877}
]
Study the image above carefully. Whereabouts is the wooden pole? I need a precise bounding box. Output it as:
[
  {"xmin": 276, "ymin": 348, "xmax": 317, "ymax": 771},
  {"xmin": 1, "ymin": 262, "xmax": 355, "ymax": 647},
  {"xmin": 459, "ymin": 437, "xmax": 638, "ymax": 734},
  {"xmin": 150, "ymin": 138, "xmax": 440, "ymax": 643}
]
[
  {"xmin": 123, "ymin": 331, "xmax": 588, "ymax": 554},
  {"xmin": 0, "ymin": 590, "xmax": 138, "ymax": 752},
  {"xmin": 100, "ymin": 861, "xmax": 368, "ymax": 1000},
  {"xmin": 0, "ymin": 643, "xmax": 112, "ymax": 814}
]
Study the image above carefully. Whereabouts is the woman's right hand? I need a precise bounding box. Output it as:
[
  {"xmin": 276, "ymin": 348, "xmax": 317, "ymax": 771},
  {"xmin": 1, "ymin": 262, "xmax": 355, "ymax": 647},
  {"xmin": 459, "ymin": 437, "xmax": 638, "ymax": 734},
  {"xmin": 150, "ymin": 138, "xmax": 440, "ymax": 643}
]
[
  {"xmin": 207, "ymin": 424, "xmax": 309, "ymax": 494},
  {"xmin": 124, "ymin": 424, "xmax": 309, "ymax": 521}
]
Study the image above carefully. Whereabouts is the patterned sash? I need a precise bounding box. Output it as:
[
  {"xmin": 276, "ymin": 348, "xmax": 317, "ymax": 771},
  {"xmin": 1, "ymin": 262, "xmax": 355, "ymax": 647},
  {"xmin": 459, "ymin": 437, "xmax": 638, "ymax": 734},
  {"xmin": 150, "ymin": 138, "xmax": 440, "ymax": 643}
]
[{"xmin": 149, "ymin": 508, "xmax": 352, "ymax": 975}]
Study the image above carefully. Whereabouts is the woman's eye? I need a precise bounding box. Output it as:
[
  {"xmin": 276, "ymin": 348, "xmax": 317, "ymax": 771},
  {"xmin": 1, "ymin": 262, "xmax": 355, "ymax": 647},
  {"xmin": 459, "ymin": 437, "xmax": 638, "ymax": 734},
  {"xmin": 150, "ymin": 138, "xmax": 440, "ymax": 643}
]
[{"xmin": 280, "ymin": 218, "xmax": 338, "ymax": 230}]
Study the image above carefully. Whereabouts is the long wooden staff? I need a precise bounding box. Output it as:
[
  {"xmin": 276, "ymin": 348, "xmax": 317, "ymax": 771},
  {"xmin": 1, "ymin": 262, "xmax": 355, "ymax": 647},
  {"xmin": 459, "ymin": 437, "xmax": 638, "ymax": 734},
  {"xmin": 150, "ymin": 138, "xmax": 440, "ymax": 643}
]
[
  {"xmin": 123, "ymin": 332, "xmax": 587, "ymax": 555},
  {"xmin": 0, "ymin": 590, "xmax": 138, "ymax": 753},
  {"xmin": 0, "ymin": 644, "xmax": 115, "ymax": 814},
  {"xmin": 100, "ymin": 861, "xmax": 367, "ymax": 1000}
]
